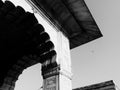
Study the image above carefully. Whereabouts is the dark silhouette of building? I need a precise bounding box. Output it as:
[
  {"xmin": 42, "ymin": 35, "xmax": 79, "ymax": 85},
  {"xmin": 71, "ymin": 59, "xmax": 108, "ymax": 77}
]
[{"xmin": 73, "ymin": 80, "xmax": 116, "ymax": 90}]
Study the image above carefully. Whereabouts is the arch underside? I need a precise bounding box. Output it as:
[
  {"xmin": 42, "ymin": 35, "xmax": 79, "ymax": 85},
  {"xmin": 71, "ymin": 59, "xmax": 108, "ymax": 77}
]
[{"xmin": 0, "ymin": 55, "xmax": 41, "ymax": 90}]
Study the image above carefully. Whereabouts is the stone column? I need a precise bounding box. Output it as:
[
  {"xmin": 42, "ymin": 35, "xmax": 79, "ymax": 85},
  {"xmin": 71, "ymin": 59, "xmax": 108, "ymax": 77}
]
[{"xmin": 41, "ymin": 30, "xmax": 72, "ymax": 90}]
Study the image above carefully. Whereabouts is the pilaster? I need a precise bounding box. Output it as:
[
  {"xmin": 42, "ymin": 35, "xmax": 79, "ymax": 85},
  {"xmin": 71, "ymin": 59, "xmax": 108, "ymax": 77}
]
[{"xmin": 42, "ymin": 31, "xmax": 72, "ymax": 90}]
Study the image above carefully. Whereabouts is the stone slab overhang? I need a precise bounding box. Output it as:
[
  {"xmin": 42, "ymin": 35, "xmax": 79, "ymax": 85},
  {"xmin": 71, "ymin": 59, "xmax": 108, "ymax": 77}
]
[{"xmin": 26, "ymin": 0, "xmax": 103, "ymax": 49}]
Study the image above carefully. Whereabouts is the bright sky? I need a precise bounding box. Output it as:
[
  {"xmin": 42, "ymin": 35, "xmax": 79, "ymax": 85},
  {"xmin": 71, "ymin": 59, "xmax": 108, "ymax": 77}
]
[{"xmin": 3, "ymin": 0, "xmax": 120, "ymax": 90}]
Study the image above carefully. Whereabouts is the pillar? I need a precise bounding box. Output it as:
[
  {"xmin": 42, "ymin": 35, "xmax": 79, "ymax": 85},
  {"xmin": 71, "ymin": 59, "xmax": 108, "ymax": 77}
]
[{"xmin": 41, "ymin": 30, "xmax": 72, "ymax": 90}]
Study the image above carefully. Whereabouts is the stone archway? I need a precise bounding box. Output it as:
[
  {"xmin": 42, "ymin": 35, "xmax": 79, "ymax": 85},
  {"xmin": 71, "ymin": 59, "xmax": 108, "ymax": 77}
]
[
  {"xmin": 0, "ymin": 56, "xmax": 39, "ymax": 90},
  {"xmin": 0, "ymin": 1, "xmax": 56, "ymax": 90},
  {"xmin": 0, "ymin": 50, "xmax": 56, "ymax": 90},
  {"xmin": 15, "ymin": 63, "xmax": 43, "ymax": 90},
  {"xmin": 0, "ymin": 0, "xmax": 103, "ymax": 90}
]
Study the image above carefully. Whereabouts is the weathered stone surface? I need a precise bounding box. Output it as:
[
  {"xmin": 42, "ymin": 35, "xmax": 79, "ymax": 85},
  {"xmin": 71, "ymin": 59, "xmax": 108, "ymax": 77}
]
[{"xmin": 40, "ymin": 30, "xmax": 72, "ymax": 90}]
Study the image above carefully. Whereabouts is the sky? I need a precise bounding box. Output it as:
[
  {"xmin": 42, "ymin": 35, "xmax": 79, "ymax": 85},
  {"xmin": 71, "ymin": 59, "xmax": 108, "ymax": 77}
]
[{"xmin": 2, "ymin": 0, "xmax": 120, "ymax": 90}]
